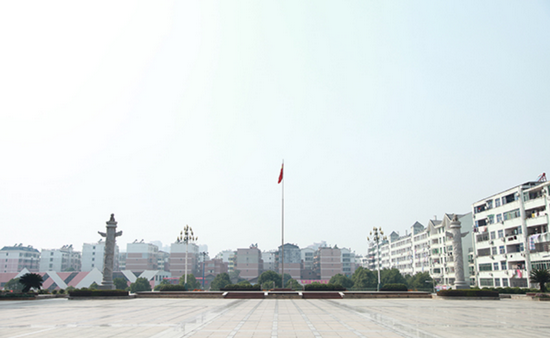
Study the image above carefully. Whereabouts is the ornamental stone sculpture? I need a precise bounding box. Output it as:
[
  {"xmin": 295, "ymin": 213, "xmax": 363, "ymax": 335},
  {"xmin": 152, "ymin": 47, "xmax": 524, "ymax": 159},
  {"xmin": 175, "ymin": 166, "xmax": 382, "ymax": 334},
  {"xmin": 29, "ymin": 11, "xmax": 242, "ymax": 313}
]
[
  {"xmin": 446, "ymin": 215, "xmax": 469, "ymax": 289},
  {"xmin": 98, "ymin": 214, "xmax": 122, "ymax": 290}
]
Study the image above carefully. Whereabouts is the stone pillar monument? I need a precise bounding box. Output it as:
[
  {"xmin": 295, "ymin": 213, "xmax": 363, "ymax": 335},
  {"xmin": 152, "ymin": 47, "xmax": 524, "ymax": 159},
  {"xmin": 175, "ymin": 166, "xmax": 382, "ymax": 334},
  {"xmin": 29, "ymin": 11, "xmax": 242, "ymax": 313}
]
[
  {"xmin": 446, "ymin": 215, "xmax": 469, "ymax": 289},
  {"xmin": 98, "ymin": 214, "xmax": 122, "ymax": 290}
]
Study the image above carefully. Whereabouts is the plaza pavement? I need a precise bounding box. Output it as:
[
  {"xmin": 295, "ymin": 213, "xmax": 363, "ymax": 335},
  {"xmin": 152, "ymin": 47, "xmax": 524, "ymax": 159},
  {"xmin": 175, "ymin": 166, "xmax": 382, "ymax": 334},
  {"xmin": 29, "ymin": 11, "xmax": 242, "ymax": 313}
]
[{"xmin": 1, "ymin": 297, "xmax": 549, "ymax": 338}]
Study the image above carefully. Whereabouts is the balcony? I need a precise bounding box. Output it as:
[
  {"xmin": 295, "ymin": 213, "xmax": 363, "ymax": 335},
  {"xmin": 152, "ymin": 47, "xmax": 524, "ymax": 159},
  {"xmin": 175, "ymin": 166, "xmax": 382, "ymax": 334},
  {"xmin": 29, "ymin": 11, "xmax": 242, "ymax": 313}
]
[{"xmin": 526, "ymin": 214, "xmax": 548, "ymax": 228}]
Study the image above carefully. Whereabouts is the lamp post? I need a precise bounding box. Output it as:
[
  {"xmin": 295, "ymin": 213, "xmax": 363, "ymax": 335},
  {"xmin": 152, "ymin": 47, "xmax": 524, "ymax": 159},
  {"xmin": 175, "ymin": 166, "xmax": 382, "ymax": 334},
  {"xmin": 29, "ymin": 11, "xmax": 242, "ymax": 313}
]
[
  {"xmin": 368, "ymin": 227, "xmax": 386, "ymax": 292},
  {"xmin": 177, "ymin": 225, "xmax": 197, "ymax": 286},
  {"xmin": 200, "ymin": 251, "xmax": 208, "ymax": 289}
]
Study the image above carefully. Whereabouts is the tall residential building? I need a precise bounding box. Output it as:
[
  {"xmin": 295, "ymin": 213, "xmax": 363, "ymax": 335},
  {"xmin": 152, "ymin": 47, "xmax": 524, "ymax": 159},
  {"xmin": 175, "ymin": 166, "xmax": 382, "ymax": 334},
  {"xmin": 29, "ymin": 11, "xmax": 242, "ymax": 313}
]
[
  {"xmin": 472, "ymin": 179, "xmax": 550, "ymax": 289},
  {"xmin": 203, "ymin": 258, "xmax": 229, "ymax": 276},
  {"xmin": 314, "ymin": 247, "xmax": 342, "ymax": 280},
  {"xmin": 236, "ymin": 245, "xmax": 263, "ymax": 281},
  {"xmin": 39, "ymin": 245, "xmax": 81, "ymax": 272},
  {"xmin": 0, "ymin": 244, "xmax": 40, "ymax": 273},
  {"xmin": 81, "ymin": 240, "xmax": 119, "ymax": 272},
  {"xmin": 368, "ymin": 215, "xmax": 473, "ymax": 290},
  {"xmin": 125, "ymin": 241, "xmax": 159, "ymax": 273},
  {"xmin": 340, "ymin": 248, "xmax": 357, "ymax": 276},
  {"xmin": 262, "ymin": 251, "xmax": 277, "ymax": 272},
  {"xmin": 214, "ymin": 250, "xmax": 236, "ymax": 273},
  {"xmin": 278, "ymin": 243, "xmax": 301, "ymax": 279},
  {"xmin": 170, "ymin": 242, "xmax": 199, "ymax": 279},
  {"xmin": 157, "ymin": 251, "xmax": 170, "ymax": 272}
]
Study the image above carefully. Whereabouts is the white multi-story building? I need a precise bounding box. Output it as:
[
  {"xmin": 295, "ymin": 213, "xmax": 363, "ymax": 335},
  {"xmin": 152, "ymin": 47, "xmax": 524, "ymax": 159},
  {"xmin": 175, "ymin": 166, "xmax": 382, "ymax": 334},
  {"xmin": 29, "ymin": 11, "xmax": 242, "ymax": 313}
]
[
  {"xmin": 81, "ymin": 240, "xmax": 119, "ymax": 272},
  {"xmin": 0, "ymin": 244, "xmax": 40, "ymax": 273},
  {"xmin": 214, "ymin": 249, "xmax": 236, "ymax": 273},
  {"xmin": 340, "ymin": 248, "xmax": 357, "ymax": 276},
  {"xmin": 39, "ymin": 245, "xmax": 81, "ymax": 272},
  {"xmin": 367, "ymin": 215, "xmax": 473, "ymax": 290},
  {"xmin": 472, "ymin": 179, "xmax": 550, "ymax": 289}
]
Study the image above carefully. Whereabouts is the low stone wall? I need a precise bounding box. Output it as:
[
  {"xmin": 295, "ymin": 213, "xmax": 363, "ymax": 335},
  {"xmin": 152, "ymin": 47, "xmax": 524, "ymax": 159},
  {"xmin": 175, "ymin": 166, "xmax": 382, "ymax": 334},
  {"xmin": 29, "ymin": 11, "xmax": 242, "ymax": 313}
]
[
  {"xmin": 266, "ymin": 292, "xmax": 301, "ymax": 299},
  {"xmin": 344, "ymin": 291, "xmax": 431, "ymax": 299},
  {"xmin": 136, "ymin": 291, "xmax": 224, "ymax": 299}
]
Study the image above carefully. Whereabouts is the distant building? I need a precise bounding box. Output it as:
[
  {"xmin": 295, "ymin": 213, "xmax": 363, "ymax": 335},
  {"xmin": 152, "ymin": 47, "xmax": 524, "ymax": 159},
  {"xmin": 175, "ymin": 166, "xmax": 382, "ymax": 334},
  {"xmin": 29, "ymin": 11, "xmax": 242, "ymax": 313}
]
[
  {"xmin": 341, "ymin": 248, "xmax": 356, "ymax": 276},
  {"xmin": 236, "ymin": 245, "xmax": 263, "ymax": 281},
  {"xmin": 262, "ymin": 251, "xmax": 277, "ymax": 272},
  {"xmin": 170, "ymin": 242, "xmax": 199, "ymax": 279},
  {"xmin": 300, "ymin": 247, "xmax": 317, "ymax": 279},
  {"xmin": 39, "ymin": 245, "xmax": 81, "ymax": 272},
  {"xmin": 125, "ymin": 241, "xmax": 159, "ymax": 273},
  {"xmin": 215, "ymin": 250, "xmax": 236, "ymax": 273},
  {"xmin": 314, "ymin": 247, "xmax": 342, "ymax": 280},
  {"xmin": 81, "ymin": 240, "xmax": 119, "ymax": 272},
  {"xmin": 203, "ymin": 258, "xmax": 228, "ymax": 276},
  {"xmin": 157, "ymin": 251, "xmax": 170, "ymax": 272},
  {"xmin": 0, "ymin": 244, "xmax": 40, "ymax": 273},
  {"xmin": 278, "ymin": 243, "xmax": 301, "ymax": 280}
]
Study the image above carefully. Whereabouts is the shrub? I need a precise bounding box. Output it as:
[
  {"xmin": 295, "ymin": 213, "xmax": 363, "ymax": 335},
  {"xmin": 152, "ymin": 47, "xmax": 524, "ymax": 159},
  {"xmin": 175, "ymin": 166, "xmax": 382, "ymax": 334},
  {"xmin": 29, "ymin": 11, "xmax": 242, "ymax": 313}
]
[
  {"xmin": 52, "ymin": 290, "xmax": 58, "ymax": 294},
  {"xmin": 159, "ymin": 284, "xmax": 187, "ymax": 291},
  {"xmin": 69, "ymin": 289, "xmax": 129, "ymax": 297},
  {"xmin": 0, "ymin": 293, "xmax": 35, "ymax": 299},
  {"xmin": 220, "ymin": 284, "xmax": 262, "ymax": 291},
  {"xmin": 437, "ymin": 289, "xmax": 498, "ymax": 297},
  {"xmin": 58, "ymin": 289, "xmax": 65, "ymax": 294},
  {"xmin": 304, "ymin": 283, "xmax": 345, "ymax": 291},
  {"xmin": 380, "ymin": 283, "xmax": 408, "ymax": 291}
]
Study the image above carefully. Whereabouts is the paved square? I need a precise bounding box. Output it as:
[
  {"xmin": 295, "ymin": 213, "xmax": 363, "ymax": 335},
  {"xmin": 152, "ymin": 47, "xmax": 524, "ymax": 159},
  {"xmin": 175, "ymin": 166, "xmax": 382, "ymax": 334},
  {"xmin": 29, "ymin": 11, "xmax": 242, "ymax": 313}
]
[{"xmin": 1, "ymin": 298, "xmax": 549, "ymax": 338}]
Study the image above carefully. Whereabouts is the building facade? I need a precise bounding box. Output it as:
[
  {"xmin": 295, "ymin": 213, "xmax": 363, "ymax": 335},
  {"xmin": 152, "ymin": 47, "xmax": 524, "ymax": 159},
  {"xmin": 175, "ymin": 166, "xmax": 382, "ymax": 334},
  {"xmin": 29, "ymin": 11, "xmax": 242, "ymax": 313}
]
[
  {"xmin": 278, "ymin": 243, "xmax": 301, "ymax": 279},
  {"xmin": 170, "ymin": 242, "xmax": 199, "ymax": 279},
  {"xmin": 81, "ymin": 241, "xmax": 119, "ymax": 272},
  {"xmin": 39, "ymin": 245, "xmax": 81, "ymax": 272},
  {"xmin": 125, "ymin": 241, "xmax": 159, "ymax": 273},
  {"xmin": 472, "ymin": 180, "xmax": 550, "ymax": 289},
  {"xmin": 0, "ymin": 245, "xmax": 40, "ymax": 273},
  {"xmin": 236, "ymin": 245, "xmax": 263, "ymax": 281}
]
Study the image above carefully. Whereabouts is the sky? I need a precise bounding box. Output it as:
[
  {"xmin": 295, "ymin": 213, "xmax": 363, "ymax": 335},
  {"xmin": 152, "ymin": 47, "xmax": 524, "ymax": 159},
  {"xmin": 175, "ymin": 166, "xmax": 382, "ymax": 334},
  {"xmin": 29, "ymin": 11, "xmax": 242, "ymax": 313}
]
[{"xmin": 1, "ymin": 1, "xmax": 550, "ymax": 257}]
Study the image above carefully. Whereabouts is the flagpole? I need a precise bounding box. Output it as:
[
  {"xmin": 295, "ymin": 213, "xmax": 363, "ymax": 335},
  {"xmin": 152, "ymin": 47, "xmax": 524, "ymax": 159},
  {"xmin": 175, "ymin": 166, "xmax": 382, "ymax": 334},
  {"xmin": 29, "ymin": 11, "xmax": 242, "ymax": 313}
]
[{"xmin": 281, "ymin": 159, "xmax": 285, "ymax": 288}]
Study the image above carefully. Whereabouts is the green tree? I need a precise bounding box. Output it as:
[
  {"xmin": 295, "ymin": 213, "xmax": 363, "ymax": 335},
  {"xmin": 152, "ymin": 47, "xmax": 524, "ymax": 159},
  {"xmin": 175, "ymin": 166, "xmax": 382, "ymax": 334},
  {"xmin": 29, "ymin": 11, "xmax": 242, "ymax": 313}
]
[
  {"xmin": 114, "ymin": 277, "xmax": 128, "ymax": 290},
  {"xmin": 130, "ymin": 277, "xmax": 152, "ymax": 293},
  {"xmin": 179, "ymin": 274, "xmax": 201, "ymax": 290},
  {"xmin": 285, "ymin": 278, "xmax": 302, "ymax": 290},
  {"xmin": 351, "ymin": 267, "xmax": 376, "ymax": 290},
  {"xmin": 237, "ymin": 280, "xmax": 252, "ymax": 286},
  {"xmin": 3, "ymin": 278, "xmax": 23, "ymax": 292},
  {"xmin": 19, "ymin": 273, "xmax": 43, "ymax": 293},
  {"xmin": 258, "ymin": 271, "xmax": 282, "ymax": 288},
  {"xmin": 529, "ymin": 268, "xmax": 550, "ymax": 292},
  {"xmin": 154, "ymin": 279, "xmax": 171, "ymax": 291},
  {"xmin": 89, "ymin": 282, "xmax": 99, "ymax": 290},
  {"xmin": 230, "ymin": 269, "xmax": 245, "ymax": 284},
  {"xmin": 210, "ymin": 273, "xmax": 231, "ymax": 291},
  {"xmin": 263, "ymin": 281, "xmax": 275, "ymax": 290},
  {"xmin": 329, "ymin": 274, "xmax": 353, "ymax": 289},
  {"xmin": 380, "ymin": 268, "xmax": 406, "ymax": 286},
  {"xmin": 405, "ymin": 272, "xmax": 433, "ymax": 291}
]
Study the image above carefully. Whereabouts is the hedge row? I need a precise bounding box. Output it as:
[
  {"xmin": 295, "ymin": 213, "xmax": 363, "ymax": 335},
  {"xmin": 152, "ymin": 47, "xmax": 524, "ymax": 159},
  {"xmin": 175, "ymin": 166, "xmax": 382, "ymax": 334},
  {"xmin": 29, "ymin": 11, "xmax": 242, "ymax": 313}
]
[
  {"xmin": 380, "ymin": 284, "xmax": 408, "ymax": 291},
  {"xmin": 159, "ymin": 284, "xmax": 187, "ymax": 291},
  {"xmin": 480, "ymin": 287, "xmax": 540, "ymax": 294},
  {"xmin": 221, "ymin": 284, "xmax": 262, "ymax": 291},
  {"xmin": 0, "ymin": 293, "xmax": 35, "ymax": 299},
  {"xmin": 69, "ymin": 289, "xmax": 129, "ymax": 297},
  {"xmin": 304, "ymin": 283, "xmax": 346, "ymax": 291},
  {"xmin": 437, "ymin": 289, "xmax": 498, "ymax": 297}
]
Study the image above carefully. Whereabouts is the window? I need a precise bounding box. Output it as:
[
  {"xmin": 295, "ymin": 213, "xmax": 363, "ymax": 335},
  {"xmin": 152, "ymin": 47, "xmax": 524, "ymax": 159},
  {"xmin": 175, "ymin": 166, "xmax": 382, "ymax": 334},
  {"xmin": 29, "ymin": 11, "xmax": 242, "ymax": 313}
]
[
  {"xmin": 496, "ymin": 214, "xmax": 502, "ymax": 223},
  {"xmin": 503, "ymin": 209, "xmax": 521, "ymax": 221},
  {"xmin": 492, "ymin": 247, "xmax": 498, "ymax": 255},
  {"xmin": 480, "ymin": 278, "xmax": 494, "ymax": 286},
  {"xmin": 490, "ymin": 231, "xmax": 496, "ymax": 240},
  {"xmin": 495, "ymin": 198, "xmax": 501, "ymax": 207},
  {"xmin": 499, "ymin": 246, "xmax": 505, "ymax": 254},
  {"xmin": 498, "ymin": 230, "xmax": 504, "ymax": 238},
  {"xmin": 479, "ymin": 263, "xmax": 492, "ymax": 271},
  {"xmin": 503, "ymin": 278, "xmax": 509, "ymax": 287},
  {"xmin": 495, "ymin": 278, "xmax": 501, "ymax": 287},
  {"xmin": 486, "ymin": 200, "xmax": 493, "ymax": 209},
  {"xmin": 501, "ymin": 261, "xmax": 507, "ymax": 270},
  {"xmin": 519, "ymin": 243, "xmax": 524, "ymax": 252},
  {"xmin": 488, "ymin": 215, "xmax": 495, "ymax": 224},
  {"xmin": 493, "ymin": 262, "xmax": 499, "ymax": 270}
]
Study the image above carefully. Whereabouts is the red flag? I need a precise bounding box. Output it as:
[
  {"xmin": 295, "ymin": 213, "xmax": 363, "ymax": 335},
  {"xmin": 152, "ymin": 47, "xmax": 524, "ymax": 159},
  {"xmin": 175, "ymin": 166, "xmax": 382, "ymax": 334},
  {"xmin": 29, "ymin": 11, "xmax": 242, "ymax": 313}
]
[{"xmin": 278, "ymin": 163, "xmax": 284, "ymax": 184}]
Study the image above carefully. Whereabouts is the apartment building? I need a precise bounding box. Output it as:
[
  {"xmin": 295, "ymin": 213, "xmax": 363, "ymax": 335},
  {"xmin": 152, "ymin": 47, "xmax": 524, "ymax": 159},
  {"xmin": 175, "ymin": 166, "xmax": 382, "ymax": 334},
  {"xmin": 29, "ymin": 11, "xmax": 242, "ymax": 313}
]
[
  {"xmin": 170, "ymin": 242, "xmax": 199, "ymax": 279},
  {"xmin": 341, "ymin": 248, "xmax": 357, "ymax": 276},
  {"xmin": 125, "ymin": 241, "xmax": 159, "ymax": 273},
  {"xmin": 278, "ymin": 243, "xmax": 301, "ymax": 279},
  {"xmin": 0, "ymin": 244, "xmax": 40, "ymax": 273},
  {"xmin": 236, "ymin": 245, "xmax": 263, "ymax": 281},
  {"xmin": 472, "ymin": 180, "xmax": 550, "ymax": 288},
  {"xmin": 262, "ymin": 251, "xmax": 277, "ymax": 272},
  {"xmin": 215, "ymin": 250, "xmax": 236, "ymax": 273},
  {"xmin": 39, "ymin": 245, "xmax": 81, "ymax": 272},
  {"xmin": 313, "ymin": 247, "xmax": 342, "ymax": 280},
  {"xmin": 367, "ymin": 215, "xmax": 473, "ymax": 290},
  {"xmin": 81, "ymin": 240, "xmax": 119, "ymax": 272}
]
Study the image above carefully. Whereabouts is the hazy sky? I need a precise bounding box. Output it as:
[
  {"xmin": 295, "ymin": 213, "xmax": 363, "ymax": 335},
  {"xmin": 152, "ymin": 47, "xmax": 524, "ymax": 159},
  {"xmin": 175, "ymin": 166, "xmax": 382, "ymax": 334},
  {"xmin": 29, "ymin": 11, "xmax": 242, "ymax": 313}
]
[{"xmin": 1, "ymin": 1, "xmax": 550, "ymax": 257}]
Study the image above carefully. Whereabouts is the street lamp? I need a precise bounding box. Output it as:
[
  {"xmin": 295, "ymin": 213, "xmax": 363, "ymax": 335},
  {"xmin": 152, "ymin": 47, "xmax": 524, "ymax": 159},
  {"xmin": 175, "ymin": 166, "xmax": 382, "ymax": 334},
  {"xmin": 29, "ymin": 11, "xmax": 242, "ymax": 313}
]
[
  {"xmin": 367, "ymin": 227, "xmax": 386, "ymax": 292},
  {"xmin": 177, "ymin": 225, "xmax": 197, "ymax": 286},
  {"xmin": 200, "ymin": 251, "xmax": 208, "ymax": 289}
]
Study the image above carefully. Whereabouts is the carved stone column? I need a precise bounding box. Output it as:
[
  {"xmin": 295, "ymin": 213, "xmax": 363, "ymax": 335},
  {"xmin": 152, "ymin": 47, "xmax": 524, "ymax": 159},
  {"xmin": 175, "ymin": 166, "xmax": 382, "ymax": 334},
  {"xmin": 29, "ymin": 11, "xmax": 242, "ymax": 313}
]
[
  {"xmin": 98, "ymin": 214, "xmax": 122, "ymax": 290},
  {"xmin": 448, "ymin": 215, "xmax": 469, "ymax": 289}
]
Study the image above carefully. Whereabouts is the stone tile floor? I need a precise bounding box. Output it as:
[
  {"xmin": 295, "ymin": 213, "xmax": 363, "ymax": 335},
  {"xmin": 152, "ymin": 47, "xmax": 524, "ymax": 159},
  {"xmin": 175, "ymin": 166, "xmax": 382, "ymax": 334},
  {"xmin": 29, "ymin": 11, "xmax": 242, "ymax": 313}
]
[{"xmin": 1, "ymin": 298, "xmax": 549, "ymax": 338}]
